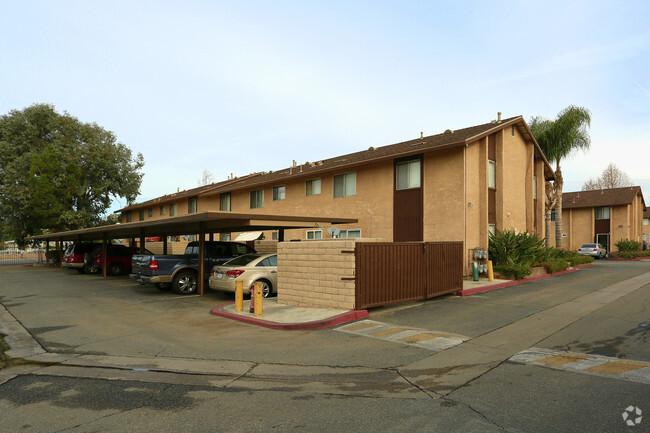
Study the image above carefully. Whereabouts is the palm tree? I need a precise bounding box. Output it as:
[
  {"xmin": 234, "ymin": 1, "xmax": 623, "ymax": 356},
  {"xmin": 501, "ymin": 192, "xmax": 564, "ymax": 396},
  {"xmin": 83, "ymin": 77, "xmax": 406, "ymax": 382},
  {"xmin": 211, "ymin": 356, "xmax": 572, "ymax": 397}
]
[{"xmin": 529, "ymin": 106, "xmax": 591, "ymax": 248}]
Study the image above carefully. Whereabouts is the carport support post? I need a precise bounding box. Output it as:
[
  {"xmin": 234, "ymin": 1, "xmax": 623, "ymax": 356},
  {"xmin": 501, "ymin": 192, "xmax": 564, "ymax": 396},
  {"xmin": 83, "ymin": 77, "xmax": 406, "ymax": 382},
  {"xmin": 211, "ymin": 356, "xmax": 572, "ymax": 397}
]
[
  {"xmin": 163, "ymin": 236, "xmax": 168, "ymax": 255},
  {"xmin": 102, "ymin": 234, "xmax": 108, "ymax": 278},
  {"xmin": 198, "ymin": 223, "xmax": 205, "ymax": 296},
  {"xmin": 139, "ymin": 229, "xmax": 145, "ymax": 254},
  {"xmin": 278, "ymin": 229, "xmax": 285, "ymax": 242},
  {"xmin": 46, "ymin": 241, "xmax": 50, "ymax": 266}
]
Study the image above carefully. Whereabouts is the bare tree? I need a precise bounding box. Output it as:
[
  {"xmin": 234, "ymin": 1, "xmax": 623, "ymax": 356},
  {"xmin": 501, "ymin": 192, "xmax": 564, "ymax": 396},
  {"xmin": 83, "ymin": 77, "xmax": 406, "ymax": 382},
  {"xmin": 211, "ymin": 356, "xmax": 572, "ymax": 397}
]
[
  {"xmin": 198, "ymin": 169, "xmax": 214, "ymax": 186},
  {"xmin": 582, "ymin": 163, "xmax": 632, "ymax": 190}
]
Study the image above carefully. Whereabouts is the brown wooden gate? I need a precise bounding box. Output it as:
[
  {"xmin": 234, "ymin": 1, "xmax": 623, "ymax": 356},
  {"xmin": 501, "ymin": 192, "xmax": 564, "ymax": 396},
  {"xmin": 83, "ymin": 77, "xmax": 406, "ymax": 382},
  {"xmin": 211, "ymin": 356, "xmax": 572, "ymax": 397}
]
[{"xmin": 355, "ymin": 242, "xmax": 463, "ymax": 309}]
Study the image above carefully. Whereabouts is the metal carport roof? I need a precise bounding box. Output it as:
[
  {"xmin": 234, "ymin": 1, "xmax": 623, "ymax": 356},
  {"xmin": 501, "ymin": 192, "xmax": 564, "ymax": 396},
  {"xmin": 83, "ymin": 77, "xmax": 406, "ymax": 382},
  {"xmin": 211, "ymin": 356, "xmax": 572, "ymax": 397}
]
[{"xmin": 27, "ymin": 211, "xmax": 358, "ymax": 242}]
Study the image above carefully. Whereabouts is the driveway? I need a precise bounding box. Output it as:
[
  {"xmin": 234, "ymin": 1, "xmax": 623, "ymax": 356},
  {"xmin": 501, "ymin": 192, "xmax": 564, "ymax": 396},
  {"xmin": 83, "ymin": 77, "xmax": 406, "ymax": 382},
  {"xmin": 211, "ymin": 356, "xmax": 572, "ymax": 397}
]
[{"xmin": 0, "ymin": 260, "xmax": 648, "ymax": 432}]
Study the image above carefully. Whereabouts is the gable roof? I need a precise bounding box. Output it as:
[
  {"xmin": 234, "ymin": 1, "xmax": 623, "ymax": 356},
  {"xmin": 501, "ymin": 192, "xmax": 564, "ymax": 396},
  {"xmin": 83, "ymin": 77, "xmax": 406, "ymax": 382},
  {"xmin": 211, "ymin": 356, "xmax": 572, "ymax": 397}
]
[
  {"xmin": 562, "ymin": 186, "xmax": 645, "ymax": 210},
  {"xmin": 118, "ymin": 115, "xmax": 554, "ymax": 213}
]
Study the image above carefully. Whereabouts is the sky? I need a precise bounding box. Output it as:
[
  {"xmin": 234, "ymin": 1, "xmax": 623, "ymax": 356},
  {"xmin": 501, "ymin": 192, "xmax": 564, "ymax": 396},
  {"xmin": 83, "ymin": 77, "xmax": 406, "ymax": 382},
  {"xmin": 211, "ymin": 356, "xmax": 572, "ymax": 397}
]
[{"xmin": 1, "ymin": 0, "xmax": 649, "ymax": 213}]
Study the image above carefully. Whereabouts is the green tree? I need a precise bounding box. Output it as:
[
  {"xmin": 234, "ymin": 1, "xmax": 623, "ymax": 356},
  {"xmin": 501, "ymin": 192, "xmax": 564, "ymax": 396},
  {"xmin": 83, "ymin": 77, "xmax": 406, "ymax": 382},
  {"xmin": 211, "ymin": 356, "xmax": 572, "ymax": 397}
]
[
  {"xmin": 529, "ymin": 106, "xmax": 591, "ymax": 248},
  {"xmin": 0, "ymin": 104, "xmax": 144, "ymax": 244}
]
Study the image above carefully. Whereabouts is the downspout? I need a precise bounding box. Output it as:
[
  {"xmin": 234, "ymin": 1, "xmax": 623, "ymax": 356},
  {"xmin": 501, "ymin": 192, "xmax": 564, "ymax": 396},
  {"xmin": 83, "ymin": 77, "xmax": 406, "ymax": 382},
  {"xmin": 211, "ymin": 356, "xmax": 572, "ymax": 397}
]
[{"xmin": 464, "ymin": 143, "xmax": 468, "ymax": 276}]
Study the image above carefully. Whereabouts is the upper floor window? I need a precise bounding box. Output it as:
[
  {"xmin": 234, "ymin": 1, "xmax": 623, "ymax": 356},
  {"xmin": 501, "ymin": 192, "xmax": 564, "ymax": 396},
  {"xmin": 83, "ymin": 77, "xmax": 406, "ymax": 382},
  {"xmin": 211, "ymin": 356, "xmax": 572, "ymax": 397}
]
[
  {"xmin": 124, "ymin": 211, "xmax": 132, "ymax": 223},
  {"xmin": 188, "ymin": 197, "xmax": 197, "ymax": 214},
  {"xmin": 396, "ymin": 159, "xmax": 421, "ymax": 190},
  {"xmin": 273, "ymin": 185, "xmax": 285, "ymax": 201},
  {"xmin": 488, "ymin": 160, "xmax": 496, "ymax": 189},
  {"xmin": 169, "ymin": 203, "xmax": 177, "ymax": 217},
  {"xmin": 644, "ymin": 218, "xmax": 649, "ymax": 226},
  {"xmin": 139, "ymin": 210, "xmax": 145, "ymax": 221},
  {"xmin": 148, "ymin": 208, "xmax": 153, "ymax": 217},
  {"xmin": 334, "ymin": 172, "xmax": 356, "ymax": 198},
  {"xmin": 306, "ymin": 179, "xmax": 321, "ymax": 196},
  {"xmin": 250, "ymin": 189, "xmax": 264, "ymax": 209},
  {"xmin": 160, "ymin": 205, "xmax": 166, "ymax": 216},
  {"xmin": 595, "ymin": 206, "xmax": 610, "ymax": 220},
  {"xmin": 533, "ymin": 176, "xmax": 537, "ymax": 199},
  {"xmin": 220, "ymin": 193, "xmax": 231, "ymax": 211}
]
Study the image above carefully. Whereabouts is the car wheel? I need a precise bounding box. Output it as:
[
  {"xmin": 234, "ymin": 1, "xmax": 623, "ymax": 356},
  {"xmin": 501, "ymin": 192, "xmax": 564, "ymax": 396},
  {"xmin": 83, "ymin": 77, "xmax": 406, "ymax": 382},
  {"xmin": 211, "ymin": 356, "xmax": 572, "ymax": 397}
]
[
  {"xmin": 172, "ymin": 270, "xmax": 198, "ymax": 295},
  {"xmin": 252, "ymin": 279, "xmax": 273, "ymax": 298},
  {"xmin": 107, "ymin": 262, "xmax": 124, "ymax": 276}
]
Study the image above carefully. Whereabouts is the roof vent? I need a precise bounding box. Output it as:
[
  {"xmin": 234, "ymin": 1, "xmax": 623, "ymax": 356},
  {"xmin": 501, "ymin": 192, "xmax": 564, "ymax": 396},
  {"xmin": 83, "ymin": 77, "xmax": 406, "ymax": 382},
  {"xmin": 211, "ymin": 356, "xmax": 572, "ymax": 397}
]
[
  {"xmin": 368, "ymin": 146, "xmax": 376, "ymax": 151},
  {"xmin": 420, "ymin": 132, "xmax": 423, "ymax": 138},
  {"xmin": 317, "ymin": 161, "xmax": 323, "ymax": 166},
  {"xmin": 444, "ymin": 129, "xmax": 454, "ymax": 134},
  {"xmin": 497, "ymin": 112, "xmax": 502, "ymax": 123}
]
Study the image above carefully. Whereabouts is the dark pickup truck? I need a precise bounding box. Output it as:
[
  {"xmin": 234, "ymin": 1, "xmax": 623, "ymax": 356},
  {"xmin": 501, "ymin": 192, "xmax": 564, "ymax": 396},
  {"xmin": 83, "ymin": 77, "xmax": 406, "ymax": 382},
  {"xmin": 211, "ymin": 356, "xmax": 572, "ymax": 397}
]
[{"xmin": 129, "ymin": 241, "xmax": 256, "ymax": 295}]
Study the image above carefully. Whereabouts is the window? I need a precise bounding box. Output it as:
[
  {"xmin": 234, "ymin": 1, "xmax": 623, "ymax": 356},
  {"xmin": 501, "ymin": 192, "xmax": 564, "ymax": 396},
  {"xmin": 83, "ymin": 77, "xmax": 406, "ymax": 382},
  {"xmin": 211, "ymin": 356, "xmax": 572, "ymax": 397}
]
[
  {"xmin": 257, "ymin": 255, "xmax": 277, "ymax": 267},
  {"xmin": 271, "ymin": 231, "xmax": 279, "ymax": 240},
  {"xmin": 273, "ymin": 185, "xmax": 285, "ymax": 201},
  {"xmin": 533, "ymin": 176, "xmax": 537, "ymax": 199},
  {"xmin": 124, "ymin": 211, "xmax": 132, "ymax": 223},
  {"xmin": 396, "ymin": 159, "xmax": 421, "ymax": 190},
  {"xmin": 169, "ymin": 203, "xmax": 177, "ymax": 216},
  {"xmin": 334, "ymin": 172, "xmax": 356, "ymax": 198},
  {"xmin": 338, "ymin": 229, "xmax": 361, "ymax": 238},
  {"xmin": 595, "ymin": 206, "xmax": 610, "ymax": 220},
  {"xmin": 148, "ymin": 208, "xmax": 153, "ymax": 217},
  {"xmin": 160, "ymin": 205, "xmax": 166, "ymax": 216},
  {"xmin": 188, "ymin": 197, "xmax": 197, "ymax": 214},
  {"xmin": 488, "ymin": 160, "xmax": 496, "ymax": 189},
  {"xmin": 551, "ymin": 210, "xmax": 556, "ymax": 221},
  {"xmin": 306, "ymin": 179, "xmax": 321, "ymax": 196},
  {"xmin": 306, "ymin": 230, "xmax": 322, "ymax": 239},
  {"xmin": 643, "ymin": 218, "xmax": 649, "ymax": 226},
  {"xmin": 488, "ymin": 224, "xmax": 496, "ymax": 236},
  {"xmin": 250, "ymin": 189, "xmax": 264, "ymax": 209},
  {"xmin": 220, "ymin": 233, "xmax": 231, "ymax": 241},
  {"xmin": 220, "ymin": 193, "xmax": 231, "ymax": 211}
]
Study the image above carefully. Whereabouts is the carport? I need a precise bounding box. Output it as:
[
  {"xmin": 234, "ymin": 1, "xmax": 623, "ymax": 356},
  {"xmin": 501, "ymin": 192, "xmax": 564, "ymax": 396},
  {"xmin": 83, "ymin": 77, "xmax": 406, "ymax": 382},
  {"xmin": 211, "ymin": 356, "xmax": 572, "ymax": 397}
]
[{"xmin": 28, "ymin": 211, "xmax": 357, "ymax": 295}]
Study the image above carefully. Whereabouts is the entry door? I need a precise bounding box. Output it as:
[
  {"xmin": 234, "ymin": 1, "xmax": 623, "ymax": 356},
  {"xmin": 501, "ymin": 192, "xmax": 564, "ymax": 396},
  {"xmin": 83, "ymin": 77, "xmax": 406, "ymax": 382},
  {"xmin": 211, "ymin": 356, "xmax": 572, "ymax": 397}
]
[
  {"xmin": 596, "ymin": 233, "xmax": 610, "ymax": 252},
  {"xmin": 393, "ymin": 156, "xmax": 423, "ymax": 242}
]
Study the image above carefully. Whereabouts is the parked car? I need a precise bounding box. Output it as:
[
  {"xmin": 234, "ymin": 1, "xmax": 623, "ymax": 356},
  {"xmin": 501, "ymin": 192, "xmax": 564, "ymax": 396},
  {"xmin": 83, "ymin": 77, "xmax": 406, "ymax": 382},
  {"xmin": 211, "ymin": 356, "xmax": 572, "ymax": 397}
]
[
  {"xmin": 130, "ymin": 241, "xmax": 256, "ymax": 295},
  {"xmin": 209, "ymin": 253, "xmax": 277, "ymax": 298},
  {"xmin": 84, "ymin": 245, "xmax": 152, "ymax": 276},
  {"xmin": 63, "ymin": 243, "xmax": 102, "ymax": 273},
  {"xmin": 578, "ymin": 243, "xmax": 607, "ymax": 258}
]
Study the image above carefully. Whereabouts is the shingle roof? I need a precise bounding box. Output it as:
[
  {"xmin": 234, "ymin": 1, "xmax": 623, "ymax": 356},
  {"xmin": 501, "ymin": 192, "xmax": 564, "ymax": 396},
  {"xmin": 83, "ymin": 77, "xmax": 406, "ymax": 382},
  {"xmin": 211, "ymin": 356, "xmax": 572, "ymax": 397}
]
[
  {"xmin": 562, "ymin": 186, "xmax": 644, "ymax": 209},
  {"xmin": 119, "ymin": 115, "xmax": 554, "ymax": 212}
]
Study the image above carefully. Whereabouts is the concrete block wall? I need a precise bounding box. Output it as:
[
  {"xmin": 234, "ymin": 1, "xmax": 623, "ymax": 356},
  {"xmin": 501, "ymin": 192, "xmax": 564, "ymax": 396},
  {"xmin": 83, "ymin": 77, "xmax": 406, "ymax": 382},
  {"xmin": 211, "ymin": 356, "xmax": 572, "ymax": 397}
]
[
  {"xmin": 254, "ymin": 240, "xmax": 278, "ymax": 253},
  {"xmin": 277, "ymin": 238, "xmax": 382, "ymax": 310}
]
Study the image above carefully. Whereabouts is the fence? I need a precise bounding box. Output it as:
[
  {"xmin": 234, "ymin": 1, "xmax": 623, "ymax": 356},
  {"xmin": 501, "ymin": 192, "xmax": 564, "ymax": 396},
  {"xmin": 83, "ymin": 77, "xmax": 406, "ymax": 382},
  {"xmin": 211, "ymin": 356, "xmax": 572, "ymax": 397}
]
[{"xmin": 355, "ymin": 242, "xmax": 463, "ymax": 309}]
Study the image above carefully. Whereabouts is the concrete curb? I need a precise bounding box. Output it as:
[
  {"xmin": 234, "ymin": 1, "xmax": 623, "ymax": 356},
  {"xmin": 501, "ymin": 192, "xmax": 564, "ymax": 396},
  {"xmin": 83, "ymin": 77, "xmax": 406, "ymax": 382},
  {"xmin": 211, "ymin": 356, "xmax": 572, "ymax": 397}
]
[
  {"xmin": 210, "ymin": 303, "xmax": 369, "ymax": 330},
  {"xmin": 456, "ymin": 264, "xmax": 595, "ymax": 297},
  {"xmin": 606, "ymin": 257, "xmax": 650, "ymax": 261}
]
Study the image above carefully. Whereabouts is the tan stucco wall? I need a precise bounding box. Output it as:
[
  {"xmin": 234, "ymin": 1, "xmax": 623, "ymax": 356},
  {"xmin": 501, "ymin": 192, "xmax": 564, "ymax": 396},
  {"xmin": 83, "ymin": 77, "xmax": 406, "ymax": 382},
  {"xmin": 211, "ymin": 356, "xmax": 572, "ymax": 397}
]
[
  {"xmin": 566, "ymin": 208, "xmax": 593, "ymax": 251},
  {"xmin": 499, "ymin": 128, "xmax": 534, "ymax": 234}
]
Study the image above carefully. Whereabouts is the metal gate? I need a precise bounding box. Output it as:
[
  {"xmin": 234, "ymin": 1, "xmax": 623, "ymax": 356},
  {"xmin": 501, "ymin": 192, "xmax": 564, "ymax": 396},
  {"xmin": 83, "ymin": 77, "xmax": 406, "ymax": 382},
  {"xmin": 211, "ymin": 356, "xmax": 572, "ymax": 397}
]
[{"xmin": 355, "ymin": 242, "xmax": 463, "ymax": 309}]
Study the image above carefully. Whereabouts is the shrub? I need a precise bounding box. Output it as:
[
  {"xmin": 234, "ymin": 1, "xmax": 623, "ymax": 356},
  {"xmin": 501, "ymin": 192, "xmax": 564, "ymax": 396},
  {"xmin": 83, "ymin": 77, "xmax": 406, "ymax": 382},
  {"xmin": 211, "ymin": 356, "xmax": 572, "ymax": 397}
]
[
  {"xmin": 543, "ymin": 259, "xmax": 570, "ymax": 274},
  {"xmin": 494, "ymin": 263, "xmax": 532, "ymax": 280},
  {"xmin": 615, "ymin": 239, "xmax": 642, "ymax": 253},
  {"xmin": 46, "ymin": 249, "xmax": 62, "ymax": 262},
  {"xmin": 489, "ymin": 230, "xmax": 545, "ymax": 267},
  {"xmin": 567, "ymin": 256, "xmax": 594, "ymax": 266}
]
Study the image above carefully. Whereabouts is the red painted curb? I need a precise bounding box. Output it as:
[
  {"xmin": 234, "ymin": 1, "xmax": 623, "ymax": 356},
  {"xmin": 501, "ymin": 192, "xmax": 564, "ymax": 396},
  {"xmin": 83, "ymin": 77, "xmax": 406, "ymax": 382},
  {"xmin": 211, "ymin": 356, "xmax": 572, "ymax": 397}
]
[
  {"xmin": 210, "ymin": 303, "xmax": 369, "ymax": 330},
  {"xmin": 456, "ymin": 264, "xmax": 595, "ymax": 297}
]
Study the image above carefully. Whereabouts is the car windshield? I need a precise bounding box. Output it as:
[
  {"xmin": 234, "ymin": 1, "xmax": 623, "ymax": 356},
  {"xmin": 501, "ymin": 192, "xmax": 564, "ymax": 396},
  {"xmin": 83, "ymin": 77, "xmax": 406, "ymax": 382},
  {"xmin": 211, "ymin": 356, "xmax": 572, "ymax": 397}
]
[
  {"xmin": 224, "ymin": 254, "xmax": 262, "ymax": 266},
  {"xmin": 581, "ymin": 244, "xmax": 597, "ymax": 248}
]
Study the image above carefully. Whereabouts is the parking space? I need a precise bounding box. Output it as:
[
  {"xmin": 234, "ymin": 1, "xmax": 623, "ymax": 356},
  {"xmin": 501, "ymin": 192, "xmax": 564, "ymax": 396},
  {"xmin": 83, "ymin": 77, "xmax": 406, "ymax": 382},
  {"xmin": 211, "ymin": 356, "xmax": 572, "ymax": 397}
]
[{"xmin": 0, "ymin": 265, "xmax": 434, "ymax": 369}]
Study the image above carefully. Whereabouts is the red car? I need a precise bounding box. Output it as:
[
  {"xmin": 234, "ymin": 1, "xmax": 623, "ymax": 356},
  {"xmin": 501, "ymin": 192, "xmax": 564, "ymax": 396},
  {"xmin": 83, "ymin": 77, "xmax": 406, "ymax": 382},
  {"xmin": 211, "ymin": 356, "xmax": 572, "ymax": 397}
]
[
  {"xmin": 63, "ymin": 243, "xmax": 102, "ymax": 273},
  {"xmin": 85, "ymin": 245, "xmax": 152, "ymax": 276}
]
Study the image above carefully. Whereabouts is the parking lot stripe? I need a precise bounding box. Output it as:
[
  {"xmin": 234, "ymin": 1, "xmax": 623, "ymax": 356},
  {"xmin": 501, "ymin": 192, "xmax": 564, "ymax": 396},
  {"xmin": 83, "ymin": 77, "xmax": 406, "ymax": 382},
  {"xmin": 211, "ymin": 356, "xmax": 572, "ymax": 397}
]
[
  {"xmin": 342, "ymin": 322, "xmax": 382, "ymax": 332},
  {"xmin": 536, "ymin": 353, "xmax": 590, "ymax": 366}
]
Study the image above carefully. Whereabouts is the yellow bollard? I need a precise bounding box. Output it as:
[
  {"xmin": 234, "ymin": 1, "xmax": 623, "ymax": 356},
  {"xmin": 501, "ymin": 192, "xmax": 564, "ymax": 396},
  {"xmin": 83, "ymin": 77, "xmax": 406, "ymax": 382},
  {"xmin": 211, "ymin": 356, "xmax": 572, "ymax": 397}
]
[
  {"xmin": 254, "ymin": 281, "xmax": 263, "ymax": 317},
  {"xmin": 235, "ymin": 280, "xmax": 243, "ymax": 312},
  {"xmin": 487, "ymin": 260, "xmax": 494, "ymax": 282}
]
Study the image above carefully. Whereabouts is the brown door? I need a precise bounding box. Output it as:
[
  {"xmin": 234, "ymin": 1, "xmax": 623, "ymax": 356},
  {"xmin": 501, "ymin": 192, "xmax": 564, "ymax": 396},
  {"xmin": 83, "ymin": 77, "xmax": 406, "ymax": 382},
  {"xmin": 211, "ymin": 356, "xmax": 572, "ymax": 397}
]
[{"xmin": 394, "ymin": 156, "xmax": 423, "ymax": 242}]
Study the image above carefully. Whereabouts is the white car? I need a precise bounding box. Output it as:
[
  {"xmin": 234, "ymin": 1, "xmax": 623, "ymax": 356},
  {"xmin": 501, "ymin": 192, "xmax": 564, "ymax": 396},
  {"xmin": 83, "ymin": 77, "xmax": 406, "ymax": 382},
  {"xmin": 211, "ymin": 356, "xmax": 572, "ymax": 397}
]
[{"xmin": 577, "ymin": 243, "xmax": 607, "ymax": 259}]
